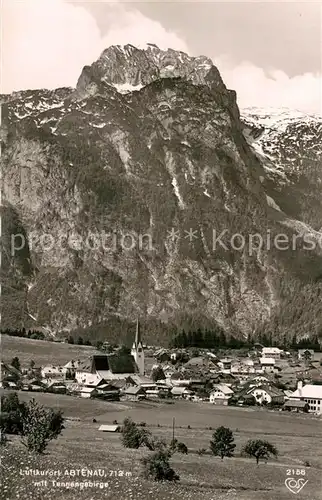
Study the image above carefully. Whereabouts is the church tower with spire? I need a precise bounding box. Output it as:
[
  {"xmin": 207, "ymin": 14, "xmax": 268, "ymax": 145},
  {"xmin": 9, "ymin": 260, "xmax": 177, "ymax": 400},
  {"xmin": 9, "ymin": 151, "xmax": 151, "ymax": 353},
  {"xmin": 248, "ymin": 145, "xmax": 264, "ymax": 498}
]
[{"xmin": 131, "ymin": 318, "xmax": 145, "ymax": 375}]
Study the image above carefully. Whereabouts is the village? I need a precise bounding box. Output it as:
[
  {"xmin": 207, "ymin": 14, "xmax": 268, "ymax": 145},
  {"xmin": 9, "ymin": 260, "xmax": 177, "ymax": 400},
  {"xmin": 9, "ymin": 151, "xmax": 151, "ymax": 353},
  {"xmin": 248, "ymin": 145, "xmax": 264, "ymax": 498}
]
[{"xmin": 2, "ymin": 322, "xmax": 322, "ymax": 417}]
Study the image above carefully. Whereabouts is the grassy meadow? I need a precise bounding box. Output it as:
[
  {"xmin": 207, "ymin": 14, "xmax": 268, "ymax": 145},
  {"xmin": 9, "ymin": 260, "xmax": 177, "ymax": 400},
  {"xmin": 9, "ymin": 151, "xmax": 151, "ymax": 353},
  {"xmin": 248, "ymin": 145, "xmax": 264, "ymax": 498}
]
[
  {"xmin": 1, "ymin": 390, "xmax": 322, "ymax": 500},
  {"xmin": 1, "ymin": 336, "xmax": 322, "ymax": 499},
  {"xmin": 0, "ymin": 335, "xmax": 100, "ymax": 366}
]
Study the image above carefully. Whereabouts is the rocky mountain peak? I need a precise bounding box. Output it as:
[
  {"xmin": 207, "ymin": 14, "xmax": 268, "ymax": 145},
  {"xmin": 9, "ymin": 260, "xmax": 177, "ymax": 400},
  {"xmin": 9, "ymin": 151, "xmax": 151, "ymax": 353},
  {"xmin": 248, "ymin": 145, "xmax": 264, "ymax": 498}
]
[
  {"xmin": 1, "ymin": 45, "xmax": 321, "ymax": 342},
  {"xmin": 76, "ymin": 44, "xmax": 226, "ymax": 96}
]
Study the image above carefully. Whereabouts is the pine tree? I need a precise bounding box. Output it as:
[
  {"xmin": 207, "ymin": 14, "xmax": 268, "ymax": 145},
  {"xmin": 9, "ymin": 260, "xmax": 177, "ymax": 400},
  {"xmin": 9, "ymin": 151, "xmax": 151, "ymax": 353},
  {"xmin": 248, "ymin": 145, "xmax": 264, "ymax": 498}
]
[
  {"xmin": 11, "ymin": 357, "xmax": 21, "ymax": 372},
  {"xmin": 210, "ymin": 426, "xmax": 236, "ymax": 459}
]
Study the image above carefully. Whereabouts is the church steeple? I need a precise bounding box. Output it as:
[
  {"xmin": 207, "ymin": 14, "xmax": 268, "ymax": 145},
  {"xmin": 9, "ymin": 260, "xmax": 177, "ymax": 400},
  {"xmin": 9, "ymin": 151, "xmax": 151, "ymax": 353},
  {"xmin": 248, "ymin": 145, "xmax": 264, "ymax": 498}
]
[
  {"xmin": 131, "ymin": 318, "xmax": 145, "ymax": 375},
  {"xmin": 134, "ymin": 317, "xmax": 142, "ymax": 348}
]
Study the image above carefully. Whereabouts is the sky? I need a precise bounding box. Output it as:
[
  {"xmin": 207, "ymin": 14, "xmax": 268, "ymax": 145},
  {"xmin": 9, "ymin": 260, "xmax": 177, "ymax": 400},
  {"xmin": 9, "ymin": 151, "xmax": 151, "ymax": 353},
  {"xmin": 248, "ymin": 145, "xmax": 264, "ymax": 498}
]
[{"xmin": 1, "ymin": 0, "xmax": 321, "ymax": 114}]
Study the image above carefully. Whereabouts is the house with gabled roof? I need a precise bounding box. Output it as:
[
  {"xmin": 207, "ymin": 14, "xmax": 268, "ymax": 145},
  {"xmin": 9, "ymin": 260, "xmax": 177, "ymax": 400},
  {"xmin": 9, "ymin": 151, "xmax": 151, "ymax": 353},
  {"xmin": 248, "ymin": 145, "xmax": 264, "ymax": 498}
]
[
  {"xmin": 260, "ymin": 357, "xmax": 278, "ymax": 373},
  {"xmin": 75, "ymin": 360, "xmax": 102, "ymax": 386},
  {"xmin": 122, "ymin": 386, "xmax": 146, "ymax": 401},
  {"xmin": 41, "ymin": 365, "xmax": 66, "ymax": 379},
  {"xmin": 80, "ymin": 387, "xmax": 98, "ymax": 398},
  {"xmin": 154, "ymin": 349, "xmax": 171, "ymax": 363},
  {"xmin": 171, "ymin": 386, "xmax": 194, "ymax": 399},
  {"xmin": 283, "ymin": 400, "xmax": 309, "ymax": 412},
  {"xmin": 209, "ymin": 384, "xmax": 234, "ymax": 405},
  {"xmin": 46, "ymin": 380, "xmax": 67, "ymax": 394},
  {"xmin": 0, "ymin": 362, "xmax": 22, "ymax": 387},
  {"xmin": 262, "ymin": 347, "xmax": 282, "ymax": 359},
  {"xmin": 247, "ymin": 384, "xmax": 284, "ymax": 405}
]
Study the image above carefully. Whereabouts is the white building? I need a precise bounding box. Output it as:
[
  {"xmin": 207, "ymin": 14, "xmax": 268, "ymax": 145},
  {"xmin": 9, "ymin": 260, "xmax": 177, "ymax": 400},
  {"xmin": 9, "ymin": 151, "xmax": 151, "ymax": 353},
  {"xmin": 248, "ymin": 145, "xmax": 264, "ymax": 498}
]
[
  {"xmin": 290, "ymin": 381, "xmax": 322, "ymax": 414},
  {"xmin": 80, "ymin": 387, "xmax": 97, "ymax": 398},
  {"xmin": 260, "ymin": 357, "xmax": 277, "ymax": 373},
  {"xmin": 218, "ymin": 358, "xmax": 232, "ymax": 373},
  {"xmin": 75, "ymin": 366, "xmax": 102, "ymax": 386},
  {"xmin": 171, "ymin": 386, "xmax": 193, "ymax": 399},
  {"xmin": 245, "ymin": 376, "xmax": 270, "ymax": 389},
  {"xmin": 261, "ymin": 347, "xmax": 282, "ymax": 359},
  {"xmin": 209, "ymin": 384, "xmax": 233, "ymax": 405},
  {"xmin": 247, "ymin": 385, "xmax": 284, "ymax": 405},
  {"xmin": 41, "ymin": 365, "xmax": 65, "ymax": 379},
  {"xmin": 131, "ymin": 319, "xmax": 145, "ymax": 375}
]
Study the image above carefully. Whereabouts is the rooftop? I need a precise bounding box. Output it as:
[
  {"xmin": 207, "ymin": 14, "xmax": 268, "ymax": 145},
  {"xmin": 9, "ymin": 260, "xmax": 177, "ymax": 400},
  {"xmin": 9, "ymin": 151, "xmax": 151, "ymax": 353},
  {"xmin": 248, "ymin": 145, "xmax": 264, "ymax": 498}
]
[
  {"xmin": 262, "ymin": 347, "xmax": 281, "ymax": 354},
  {"xmin": 283, "ymin": 400, "xmax": 308, "ymax": 408},
  {"xmin": 291, "ymin": 384, "xmax": 322, "ymax": 399},
  {"xmin": 260, "ymin": 357, "xmax": 276, "ymax": 365},
  {"xmin": 124, "ymin": 386, "xmax": 145, "ymax": 395},
  {"xmin": 80, "ymin": 387, "xmax": 96, "ymax": 393},
  {"xmin": 98, "ymin": 425, "xmax": 120, "ymax": 432},
  {"xmin": 211, "ymin": 384, "xmax": 234, "ymax": 395}
]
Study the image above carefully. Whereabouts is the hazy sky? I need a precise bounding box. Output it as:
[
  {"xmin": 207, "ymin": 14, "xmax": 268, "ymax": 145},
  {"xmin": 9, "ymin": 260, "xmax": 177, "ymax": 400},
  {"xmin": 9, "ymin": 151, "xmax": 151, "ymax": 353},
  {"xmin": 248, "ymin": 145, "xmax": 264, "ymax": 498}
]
[{"xmin": 1, "ymin": 0, "xmax": 321, "ymax": 113}]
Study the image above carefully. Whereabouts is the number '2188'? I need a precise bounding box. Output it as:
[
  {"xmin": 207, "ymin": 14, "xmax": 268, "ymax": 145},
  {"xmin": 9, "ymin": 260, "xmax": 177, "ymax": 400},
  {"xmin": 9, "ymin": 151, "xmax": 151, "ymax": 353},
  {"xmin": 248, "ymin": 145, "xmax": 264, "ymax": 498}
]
[{"xmin": 286, "ymin": 469, "xmax": 306, "ymax": 476}]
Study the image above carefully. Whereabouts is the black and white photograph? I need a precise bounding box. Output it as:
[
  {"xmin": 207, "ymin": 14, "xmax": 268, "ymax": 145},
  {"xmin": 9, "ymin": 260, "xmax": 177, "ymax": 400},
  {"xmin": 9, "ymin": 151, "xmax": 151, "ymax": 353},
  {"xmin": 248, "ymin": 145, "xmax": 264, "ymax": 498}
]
[{"xmin": 0, "ymin": 1, "xmax": 322, "ymax": 499}]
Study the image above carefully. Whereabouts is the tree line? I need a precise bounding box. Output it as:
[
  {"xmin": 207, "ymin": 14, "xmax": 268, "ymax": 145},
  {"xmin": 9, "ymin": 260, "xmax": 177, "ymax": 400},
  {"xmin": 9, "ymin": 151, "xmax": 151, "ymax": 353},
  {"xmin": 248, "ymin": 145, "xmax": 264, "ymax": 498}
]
[
  {"xmin": 170, "ymin": 329, "xmax": 250, "ymax": 349},
  {"xmin": 1, "ymin": 328, "xmax": 45, "ymax": 340},
  {"xmin": 170, "ymin": 328, "xmax": 321, "ymax": 350}
]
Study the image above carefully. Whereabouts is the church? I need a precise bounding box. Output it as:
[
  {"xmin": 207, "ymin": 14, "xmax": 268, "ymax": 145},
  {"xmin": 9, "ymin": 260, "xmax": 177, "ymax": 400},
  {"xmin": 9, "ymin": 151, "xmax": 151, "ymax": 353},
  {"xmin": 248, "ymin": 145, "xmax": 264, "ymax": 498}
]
[
  {"xmin": 131, "ymin": 318, "xmax": 145, "ymax": 376},
  {"xmin": 75, "ymin": 320, "xmax": 145, "ymax": 385}
]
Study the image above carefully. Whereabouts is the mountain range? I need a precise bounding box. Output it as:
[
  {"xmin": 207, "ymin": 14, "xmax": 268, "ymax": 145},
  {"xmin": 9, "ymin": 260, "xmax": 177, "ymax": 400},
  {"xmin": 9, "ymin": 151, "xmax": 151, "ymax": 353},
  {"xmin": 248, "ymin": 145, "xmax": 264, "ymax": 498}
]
[{"xmin": 1, "ymin": 44, "xmax": 321, "ymax": 344}]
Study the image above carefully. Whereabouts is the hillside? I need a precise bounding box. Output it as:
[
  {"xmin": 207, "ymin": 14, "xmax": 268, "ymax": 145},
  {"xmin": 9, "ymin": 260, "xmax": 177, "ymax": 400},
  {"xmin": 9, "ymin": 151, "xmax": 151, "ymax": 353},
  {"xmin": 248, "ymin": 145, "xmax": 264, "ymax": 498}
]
[
  {"xmin": 0, "ymin": 335, "xmax": 100, "ymax": 366},
  {"xmin": 1, "ymin": 44, "xmax": 322, "ymax": 343}
]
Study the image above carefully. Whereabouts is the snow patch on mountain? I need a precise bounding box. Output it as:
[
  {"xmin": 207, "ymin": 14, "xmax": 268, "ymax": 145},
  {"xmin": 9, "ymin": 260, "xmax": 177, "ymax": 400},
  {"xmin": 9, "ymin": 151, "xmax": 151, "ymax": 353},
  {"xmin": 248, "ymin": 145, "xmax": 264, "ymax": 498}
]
[
  {"xmin": 113, "ymin": 83, "xmax": 144, "ymax": 94},
  {"xmin": 266, "ymin": 195, "xmax": 281, "ymax": 212},
  {"xmin": 241, "ymin": 106, "xmax": 322, "ymax": 180}
]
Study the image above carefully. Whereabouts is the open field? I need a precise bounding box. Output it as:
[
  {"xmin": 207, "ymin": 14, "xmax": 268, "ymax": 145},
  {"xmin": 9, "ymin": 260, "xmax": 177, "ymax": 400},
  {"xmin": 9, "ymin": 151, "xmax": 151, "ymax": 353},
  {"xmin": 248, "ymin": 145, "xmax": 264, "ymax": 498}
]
[
  {"xmin": 0, "ymin": 335, "xmax": 158, "ymax": 371},
  {"xmin": 0, "ymin": 335, "xmax": 100, "ymax": 366},
  {"xmin": 1, "ymin": 390, "xmax": 322, "ymax": 500}
]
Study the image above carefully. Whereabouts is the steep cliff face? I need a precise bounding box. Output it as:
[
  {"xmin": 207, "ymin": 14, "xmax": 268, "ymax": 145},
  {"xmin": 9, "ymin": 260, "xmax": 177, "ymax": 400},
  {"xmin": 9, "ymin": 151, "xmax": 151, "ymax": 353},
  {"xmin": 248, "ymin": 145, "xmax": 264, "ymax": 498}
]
[
  {"xmin": 1, "ymin": 45, "xmax": 321, "ymax": 341},
  {"xmin": 242, "ymin": 108, "xmax": 322, "ymax": 231}
]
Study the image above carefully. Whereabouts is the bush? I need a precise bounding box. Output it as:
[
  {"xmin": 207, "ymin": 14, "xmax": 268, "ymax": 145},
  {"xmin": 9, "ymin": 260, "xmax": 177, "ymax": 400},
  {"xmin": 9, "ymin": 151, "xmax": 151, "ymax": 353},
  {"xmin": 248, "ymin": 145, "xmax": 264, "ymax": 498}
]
[
  {"xmin": 11, "ymin": 357, "xmax": 21, "ymax": 372},
  {"xmin": 169, "ymin": 439, "xmax": 188, "ymax": 454},
  {"xmin": 121, "ymin": 417, "xmax": 151, "ymax": 449},
  {"xmin": 139, "ymin": 422, "xmax": 146, "ymax": 427},
  {"xmin": 141, "ymin": 450, "xmax": 179, "ymax": 482},
  {"xmin": 242, "ymin": 439, "xmax": 278, "ymax": 464},
  {"xmin": 21, "ymin": 399, "xmax": 64, "ymax": 453},
  {"xmin": 0, "ymin": 393, "xmax": 27, "ymax": 435},
  {"xmin": 151, "ymin": 366, "xmax": 166, "ymax": 382},
  {"xmin": 176, "ymin": 442, "xmax": 188, "ymax": 454},
  {"xmin": 197, "ymin": 448, "xmax": 207, "ymax": 456},
  {"xmin": 47, "ymin": 408, "xmax": 64, "ymax": 437},
  {"xmin": 210, "ymin": 426, "xmax": 236, "ymax": 459},
  {"xmin": 146, "ymin": 437, "xmax": 167, "ymax": 452}
]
